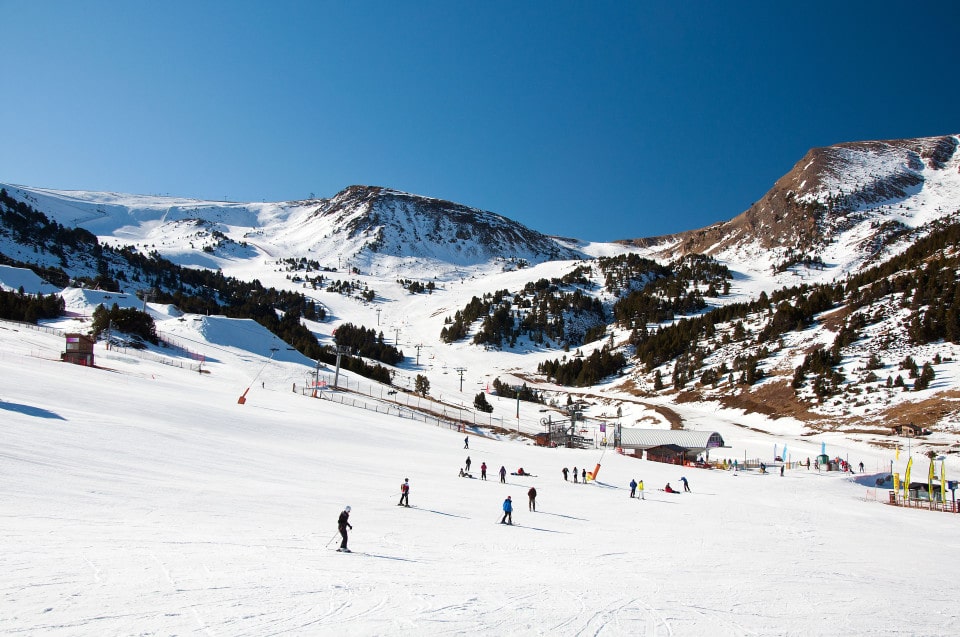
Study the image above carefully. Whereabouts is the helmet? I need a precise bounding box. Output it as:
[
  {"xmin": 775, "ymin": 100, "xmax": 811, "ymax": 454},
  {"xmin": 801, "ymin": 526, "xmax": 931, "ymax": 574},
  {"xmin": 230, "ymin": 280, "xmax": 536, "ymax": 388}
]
[
  {"xmin": 507, "ymin": 495, "xmax": 512, "ymax": 499},
  {"xmin": 345, "ymin": 506, "xmax": 351, "ymax": 512}
]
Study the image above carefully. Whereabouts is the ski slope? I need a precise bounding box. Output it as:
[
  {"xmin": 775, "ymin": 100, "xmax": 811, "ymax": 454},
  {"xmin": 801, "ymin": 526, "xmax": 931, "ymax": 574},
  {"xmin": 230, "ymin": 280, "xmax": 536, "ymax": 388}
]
[{"xmin": 2, "ymin": 319, "xmax": 958, "ymax": 636}]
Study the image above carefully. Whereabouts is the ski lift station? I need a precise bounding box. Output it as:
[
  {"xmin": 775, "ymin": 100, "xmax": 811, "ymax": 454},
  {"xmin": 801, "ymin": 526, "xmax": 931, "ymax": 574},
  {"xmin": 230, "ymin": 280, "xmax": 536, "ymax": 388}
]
[{"xmin": 619, "ymin": 428, "xmax": 725, "ymax": 466}]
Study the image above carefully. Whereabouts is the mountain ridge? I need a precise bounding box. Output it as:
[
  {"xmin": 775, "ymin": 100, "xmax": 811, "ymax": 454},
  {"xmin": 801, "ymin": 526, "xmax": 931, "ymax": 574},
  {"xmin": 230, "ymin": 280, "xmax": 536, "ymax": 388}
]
[
  {"xmin": 3, "ymin": 132, "xmax": 960, "ymax": 452},
  {"xmin": 627, "ymin": 134, "xmax": 960, "ymax": 273}
]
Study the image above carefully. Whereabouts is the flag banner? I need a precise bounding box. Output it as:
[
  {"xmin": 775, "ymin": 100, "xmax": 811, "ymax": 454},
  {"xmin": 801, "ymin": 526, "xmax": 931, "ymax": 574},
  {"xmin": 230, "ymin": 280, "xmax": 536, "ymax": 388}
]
[
  {"xmin": 940, "ymin": 460, "xmax": 946, "ymax": 504},
  {"xmin": 904, "ymin": 458, "xmax": 913, "ymax": 500}
]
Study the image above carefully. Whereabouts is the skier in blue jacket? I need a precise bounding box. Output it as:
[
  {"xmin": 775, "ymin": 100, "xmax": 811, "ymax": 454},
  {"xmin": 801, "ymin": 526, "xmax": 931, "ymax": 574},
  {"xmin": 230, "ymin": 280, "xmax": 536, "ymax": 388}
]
[
  {"xmin": 500, "ymin": 496, "xmax": 513, "ymax": 525},
  {"xmin": 629, "ymin": 478, "xmax": 638, "ymax": 498}
]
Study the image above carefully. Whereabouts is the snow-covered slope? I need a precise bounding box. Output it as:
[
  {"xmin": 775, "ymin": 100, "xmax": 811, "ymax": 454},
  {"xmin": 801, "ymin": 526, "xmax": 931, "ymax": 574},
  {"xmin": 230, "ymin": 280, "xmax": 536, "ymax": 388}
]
[
  {"xmin": 1, "ymin": 183, "xmax": 585, "ymax": 279},
  {"xmin": 0, "ymin": 264, "xmax": 61, "ymax": 294},
  {"xmin": 2, "ymin": 317, "xmax": 957, "ymax": 636}
]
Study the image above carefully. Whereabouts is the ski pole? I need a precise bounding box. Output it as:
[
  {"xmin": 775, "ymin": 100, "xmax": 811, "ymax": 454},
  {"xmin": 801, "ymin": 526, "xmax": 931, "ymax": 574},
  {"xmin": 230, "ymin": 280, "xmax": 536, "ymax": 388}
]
[{"xmin": 325, "ymin": 531, "xmax": 340, "ymax": 548}]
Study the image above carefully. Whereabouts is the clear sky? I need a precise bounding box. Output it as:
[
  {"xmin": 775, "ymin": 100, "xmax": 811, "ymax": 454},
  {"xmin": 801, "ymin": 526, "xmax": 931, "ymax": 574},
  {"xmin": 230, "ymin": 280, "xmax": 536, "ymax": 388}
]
[{"xmin": 1, "ymin": 1, "xmax": 957, "ymax": 242}]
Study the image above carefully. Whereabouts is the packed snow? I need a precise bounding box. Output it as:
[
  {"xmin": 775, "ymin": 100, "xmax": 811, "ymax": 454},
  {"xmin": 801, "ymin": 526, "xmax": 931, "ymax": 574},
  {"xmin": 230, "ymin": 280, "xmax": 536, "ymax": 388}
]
[{"xmin": 2, "ymin": 312, "xmax": 958, "ymax": 636}]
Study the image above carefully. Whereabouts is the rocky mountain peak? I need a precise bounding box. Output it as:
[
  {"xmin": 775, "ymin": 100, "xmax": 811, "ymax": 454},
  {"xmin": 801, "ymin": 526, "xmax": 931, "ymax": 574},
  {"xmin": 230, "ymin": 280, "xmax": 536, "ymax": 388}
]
[
  {"xmin": 303, "ymin": 185, "xmax": 584, "ymax": 267},
  {"xmin": 634, "ymin": 134, "xmax": 960, "ymax": 271}
]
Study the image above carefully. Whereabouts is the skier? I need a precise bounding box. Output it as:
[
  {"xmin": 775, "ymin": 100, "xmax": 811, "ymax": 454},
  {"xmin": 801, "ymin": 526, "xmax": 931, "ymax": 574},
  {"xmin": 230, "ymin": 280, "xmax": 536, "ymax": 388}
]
[
  {"xmin": 528, "ymin": 487, "xmax": 537, "ymax": 512},
  {"xmin": 573, "ymin": 466, "xmax": 579, "ymax": 484},
  {"xmin": 398, "ymin": 478, "xmax": 410, "ymax": 507},
  {"xmin": 780, "ymin": 465, "xmax": 785, "ymax": 477},
  {"xmin": 499, "ymin": 465, "xmax": 507, "ymax": 483},
  {"xmin": 680, "ymin": 476, "xmax": 690, "ymax": 492},
  {"xmin": 465, "ymin": 456, "xmax": 472, "ymax": 473},
  {"xmin": 664, "ymin": 483, "xmax": 678, "ymax": 494},
  {"xmin": 480, "ymin": 461, "xmax": 487, "ymax": 480},
  {"xmin": 337, "ymin": 505, "xmax": 353, "ymax": 552},
  {"xmin": 562, "ymin": 467, "xmax": 569, "ymax": 481},
  {"xmin": 859, "ymin": 461, "xmax": 864, "ymax": 473},
  {"xmin": 501, "ymin": 495, "xmax": 514, "ymax": 524},
  {"xmin": 629, "ymin": 478, "xmax": 637, "ymax": 498},
  {"xmin": 581, "ymin": 468, "xmax": 586, "ymax": 483},
  {"xmin": 464, "ymin": 436, "xmax": 469, "ymax": 449},
  {"xmin": 638, "ymin": 479, "xmax": 645, "ymax": 500}
]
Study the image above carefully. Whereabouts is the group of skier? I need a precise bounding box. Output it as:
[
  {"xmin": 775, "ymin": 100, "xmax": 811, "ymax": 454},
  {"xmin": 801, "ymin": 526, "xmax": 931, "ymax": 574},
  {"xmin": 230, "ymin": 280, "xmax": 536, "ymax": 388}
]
[
  {"xmin": 340, "ymin": 437, "xmax": 702, "ymax": 550},
  {"xmin": 462, "ymin": 455, "xmax": 505, "ymax": 482},
  {"xmin": 561, "ymin": 466, "xmax": 588, "ymax": 483}
]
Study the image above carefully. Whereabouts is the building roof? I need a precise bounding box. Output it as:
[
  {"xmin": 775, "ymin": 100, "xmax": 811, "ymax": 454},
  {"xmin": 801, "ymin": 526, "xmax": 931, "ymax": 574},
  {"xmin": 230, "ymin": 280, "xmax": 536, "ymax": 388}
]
[{"xmin": 620, "ymin": 428, "xmax": 725, "ymax": 451}]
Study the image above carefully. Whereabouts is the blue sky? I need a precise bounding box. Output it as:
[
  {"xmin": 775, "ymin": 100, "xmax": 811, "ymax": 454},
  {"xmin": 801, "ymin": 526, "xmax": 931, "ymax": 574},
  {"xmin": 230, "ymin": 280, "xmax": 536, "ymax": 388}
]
[{"xmin": 1, "ymin": 1, "xmax": 957, "ymax": 242}]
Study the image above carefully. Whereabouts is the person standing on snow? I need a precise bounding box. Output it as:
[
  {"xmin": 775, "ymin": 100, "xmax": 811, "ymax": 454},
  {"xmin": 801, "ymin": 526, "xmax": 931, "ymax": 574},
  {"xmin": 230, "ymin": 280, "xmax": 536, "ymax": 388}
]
[
  {"xmin": 499, "ymin": 465, "xmax": 507, "ymax": 483},
  {"xmin": 638, "ymin": 479, "xmax": 645, "ymax": 500},
  {"xmin": 337, "ymin": 506, "xmax": 353, "ymax": 552},
  {"xmin": 629, "ymin": 478, "xmax": 637, "ymax": 498},
  {"xmin": 573, "ymin": 466, "xmax": 579, "ymax": 483},
  {"xmin": 680, "ymin": 476, "xmax": 690, "ymax": 492},
  {"xmin": 464, "ymin": 436, "xmax": 469, "ymax": 449},
  {"xmin": 501, "ymin": 496, "xmax": 514, "ymax": 524},
  {"xmin": 581, "ymin": 468, "xmax": 587, "ymax": 483},
  {"xmin": 480, "ymin": 461, "xmax": 488, "ymax": 480},
  {"xmin": 528, "ymin": 487, "xmax": 537, "ymax": 511},
  {"xmin": 465, "ymin": 456, "xmax": 472, "ymax": 473},
  {"xmin": 398, "ymin": 478, "xmax": 410, "ymax": 507},
  {"xmin": 562, "ymin": 467, "xmax": 569, "ymax": 481}
]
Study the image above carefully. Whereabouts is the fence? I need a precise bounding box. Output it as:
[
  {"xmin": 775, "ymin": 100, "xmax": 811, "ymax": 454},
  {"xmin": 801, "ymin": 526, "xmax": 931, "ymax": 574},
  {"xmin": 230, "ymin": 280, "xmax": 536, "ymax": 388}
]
[
  {"xmin": 0, "ymin": 318, "xmax": 66, "ymax": 337},
  {"xmin": 297, "ymin": 385, "xmax": 466, "ymax": 433},
  {"xmin": 101, "ymin": 341, "xmax": 205, "ymax": 371},
  {"xmin": 886, "ymin": 490, "xmax": 959, "ymax": 513},
  {"xmin": 293, "ymin": 376, "xmax": 535, "ymax": 436}
]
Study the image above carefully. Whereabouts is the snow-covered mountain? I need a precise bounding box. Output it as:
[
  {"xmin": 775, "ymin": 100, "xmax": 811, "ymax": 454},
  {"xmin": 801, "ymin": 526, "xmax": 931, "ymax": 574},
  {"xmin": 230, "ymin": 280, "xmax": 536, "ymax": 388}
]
[
  {"xmin": 0, "ymin": 182, "xmax": 585, "ymax": 279},
  {"xmin": 628, "ymin": 134, "xmax": 960, "ymax": 285},
  {"xmin": 3, "ymin": 133, "xmax": 960, "ymax": 447}
]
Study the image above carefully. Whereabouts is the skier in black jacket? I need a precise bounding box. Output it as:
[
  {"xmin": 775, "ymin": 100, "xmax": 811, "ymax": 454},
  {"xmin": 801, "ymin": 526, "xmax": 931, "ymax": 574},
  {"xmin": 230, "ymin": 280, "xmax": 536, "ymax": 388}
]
[{"xmin": 338, "ymin": 506, "xmax": 353, "ymax": 552}]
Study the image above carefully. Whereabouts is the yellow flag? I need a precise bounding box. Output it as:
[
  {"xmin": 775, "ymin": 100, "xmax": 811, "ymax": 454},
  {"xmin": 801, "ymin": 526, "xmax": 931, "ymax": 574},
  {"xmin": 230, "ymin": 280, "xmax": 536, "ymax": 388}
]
[
  {"xmin": 941, "ymin": 461, "xmax": 947, "ymax": 504},
  {"xmin": 928, "ymin": 459, "xmax": 935, "ymax": 502},
  {"xmin": 893, "ymin": 472, "xmax": 900, "ymax": 494},
  {"xmin": 895, "ymin": 444, "xmax": 900, "ymax": 461},
  {"xmin": 904, "ymin": 458, "xmax": 913, "ymax": 500}
]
